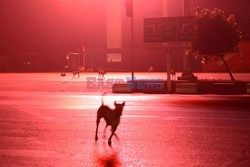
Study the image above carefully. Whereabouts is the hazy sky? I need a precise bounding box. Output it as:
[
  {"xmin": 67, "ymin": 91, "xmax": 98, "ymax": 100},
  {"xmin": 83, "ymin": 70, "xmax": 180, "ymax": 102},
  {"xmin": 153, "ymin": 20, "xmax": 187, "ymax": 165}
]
[{"xmin": 0, "ymin": 0, "xmax": 248, "ymax": 56}]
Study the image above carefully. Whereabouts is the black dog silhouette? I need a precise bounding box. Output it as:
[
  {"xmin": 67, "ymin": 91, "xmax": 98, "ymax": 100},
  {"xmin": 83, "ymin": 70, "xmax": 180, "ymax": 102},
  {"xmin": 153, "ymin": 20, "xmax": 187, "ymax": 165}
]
[{"xmin": 95, "ymin": 93, "xmax": 125, "ymax": 146}]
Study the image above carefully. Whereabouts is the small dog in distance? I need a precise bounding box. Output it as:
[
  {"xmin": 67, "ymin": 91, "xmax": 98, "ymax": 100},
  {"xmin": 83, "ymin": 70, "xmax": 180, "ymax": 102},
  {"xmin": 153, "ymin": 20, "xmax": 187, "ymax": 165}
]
[
  {"xmin": 72, "ymin": 69, "xmax": 80, "ymax": 78},
  {"xmin": 95, "ymin": 93, "xmax": 125, "ymax": 146},
  {"xmin": 98, "ymin": 69, "xmax": 106, "ymax": 80}
]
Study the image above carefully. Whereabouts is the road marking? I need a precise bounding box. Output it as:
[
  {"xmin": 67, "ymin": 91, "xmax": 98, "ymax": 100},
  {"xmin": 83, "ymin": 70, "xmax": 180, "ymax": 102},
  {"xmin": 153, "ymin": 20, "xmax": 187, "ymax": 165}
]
[
  {"xmin": 74, "ymin": 114, "xmax": 250, "ymax": 121},
  {"xmin": 0, "ymin": 149, "xmax": 66, "ymax": 158},
  {"xmin": 74, "ymin": 115, "xmax": 161, "ymax": 118}
]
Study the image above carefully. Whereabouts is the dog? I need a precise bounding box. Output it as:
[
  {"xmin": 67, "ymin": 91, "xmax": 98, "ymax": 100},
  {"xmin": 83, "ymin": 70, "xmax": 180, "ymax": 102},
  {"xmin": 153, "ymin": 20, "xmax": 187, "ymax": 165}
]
[
  {"xmin": 95, "ymin": 93, "xmax": 125, "ymax": 146},
  {"xmin": 98, "ymin": 69, "xmax": 106, "ymax": 80},
  {"xmin": 72, "ymin": 69, "xmax": 80, "ymax": 78},
  {"xmin": 171, "ymin": 67, "xmax": 176, "ymax": 80}
]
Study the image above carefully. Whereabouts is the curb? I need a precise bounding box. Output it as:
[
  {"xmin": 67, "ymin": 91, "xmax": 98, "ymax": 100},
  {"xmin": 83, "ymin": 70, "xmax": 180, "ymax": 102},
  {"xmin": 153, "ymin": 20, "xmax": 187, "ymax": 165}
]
[
  {"xmin": 175, "ymin": 83, "xmax": 198, "ymax": 94},
  {"xmin": 247, "ymin": 83, "xmax": 250, "ymax": 94},
  {"xmin": 112, "ymin": 84, "xmax": 132, "ymax": 93},
  {"xmin": 112, "ymin": 81, "xmax": 250, "ymax": 95}
]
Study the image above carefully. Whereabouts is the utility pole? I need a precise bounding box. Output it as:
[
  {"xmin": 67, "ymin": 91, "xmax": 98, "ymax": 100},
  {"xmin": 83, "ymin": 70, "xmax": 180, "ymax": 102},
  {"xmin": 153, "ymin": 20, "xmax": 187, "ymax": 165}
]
[
  {"xmin": 179, "ymin": 0, "xmax": 197, "ymax": 80},
  {"xmin": 82, "ymin": 46, "xmax": 86, "ymax": 71},
  {"xmin": 131, "ymin": 13, "xmax": 135, "ymax": 82},
  {"xmin": 126, "ymin": 0, "xmax": 135, "ymax": 82},
  {"xmin": 163, "ymin": 0, "xmax": 172, "ymax": 93},
  {"xmin": 183, "ymin": 0, "xmax": 190, "ymax": 76}
]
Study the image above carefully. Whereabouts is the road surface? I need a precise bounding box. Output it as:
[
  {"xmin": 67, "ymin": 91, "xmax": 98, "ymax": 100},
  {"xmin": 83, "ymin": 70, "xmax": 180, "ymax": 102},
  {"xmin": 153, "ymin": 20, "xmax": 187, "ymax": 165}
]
[{"xmin": 0, "ymin": 73, "xmax": 250, "ymax": 166}]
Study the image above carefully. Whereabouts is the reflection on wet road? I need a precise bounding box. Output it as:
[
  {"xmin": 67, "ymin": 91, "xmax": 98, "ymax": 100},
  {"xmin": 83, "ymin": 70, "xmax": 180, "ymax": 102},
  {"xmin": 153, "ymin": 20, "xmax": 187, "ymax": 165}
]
[{"xmin": 1, "ymin": 91, "xmax": 250, "ymax": 166}]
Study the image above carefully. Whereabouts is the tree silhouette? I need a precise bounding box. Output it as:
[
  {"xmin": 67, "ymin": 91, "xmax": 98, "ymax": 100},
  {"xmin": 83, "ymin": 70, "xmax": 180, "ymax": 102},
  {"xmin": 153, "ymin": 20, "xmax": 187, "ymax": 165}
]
[{"xmin": 189, "ymin": 8, "xmax": 242, "ymax": 80}]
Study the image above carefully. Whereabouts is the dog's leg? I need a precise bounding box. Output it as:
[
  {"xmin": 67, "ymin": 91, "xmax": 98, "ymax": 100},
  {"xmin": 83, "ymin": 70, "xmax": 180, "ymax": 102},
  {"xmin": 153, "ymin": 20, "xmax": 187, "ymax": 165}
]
[
  {"xmin": 95, "ymin": 118, "xmax": 100, "ymax": 141},
  {"xmin": 103, "ymin": 124, "xmax": 108, "ymax": 139},
  {"xmin": 108, "ymin": 132, "xmax": 114, "ymax": 146},
  {"xmin": 108, "ymin": 126, "xmax": 117, "ymax": 146},
  {"xmin": 113, "ymin": 133, "xmax": 119, "ymax": 140}
]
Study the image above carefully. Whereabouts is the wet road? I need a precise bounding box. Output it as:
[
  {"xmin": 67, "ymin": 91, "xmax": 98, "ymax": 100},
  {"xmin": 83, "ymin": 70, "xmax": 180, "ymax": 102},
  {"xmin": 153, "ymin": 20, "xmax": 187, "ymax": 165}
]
[
  {"xmin": 0, "ymin": 73, "xmax": 250, "ymax": 166},
  {"xmin": 1, "ymin": 91, "xmax": 250, "ymax": 166}
]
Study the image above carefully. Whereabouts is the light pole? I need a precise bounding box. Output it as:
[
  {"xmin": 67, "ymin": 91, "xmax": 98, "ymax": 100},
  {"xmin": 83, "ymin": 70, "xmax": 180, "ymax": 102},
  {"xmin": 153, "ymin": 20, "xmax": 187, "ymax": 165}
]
[
  {"xmin": 126, "ymin": 0, "xmax": 135, "ymax": 83},
  {"xmin": 183, "ymin": 0, "xmax": 190, "ymax": 75},
  {"xmin": 131, "ymin": 11, "xmax": 135, "ymax": 82},
  {"xmin": 163, "ymin": 0, "xmax": 172, "ymax": 93},
  {"xmin": 180, "ymin": 0, "xmax": 197, "ymax": 80}
]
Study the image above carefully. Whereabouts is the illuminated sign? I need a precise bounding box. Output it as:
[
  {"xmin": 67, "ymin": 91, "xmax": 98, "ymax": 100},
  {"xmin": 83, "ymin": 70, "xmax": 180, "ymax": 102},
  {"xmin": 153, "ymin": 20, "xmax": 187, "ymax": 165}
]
[
  {"xmin": 144, "ymin": 18, "xmax": 161, "ymax": 42},
  {"xmin": 107, "ymin": 54, "xmax": 122, "ymax": 62},
  {"xmin": 144, "ymin": 16, "xmax": 194, "ymax": 42}
]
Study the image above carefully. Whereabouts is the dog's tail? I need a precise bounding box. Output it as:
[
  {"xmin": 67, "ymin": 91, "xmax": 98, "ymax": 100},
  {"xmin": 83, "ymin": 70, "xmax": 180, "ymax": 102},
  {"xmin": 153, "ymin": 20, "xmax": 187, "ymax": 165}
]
[{"xmin": 101, "ymin": 92, "xmax": 107, "ymax": 105}]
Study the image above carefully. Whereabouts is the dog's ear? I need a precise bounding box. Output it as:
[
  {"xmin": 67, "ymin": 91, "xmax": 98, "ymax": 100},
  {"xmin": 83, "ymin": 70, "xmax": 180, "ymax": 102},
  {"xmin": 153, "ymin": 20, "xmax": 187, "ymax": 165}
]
[{"xmin": 122, "ymin": 101, "xmax": 126, "ymax": 106}]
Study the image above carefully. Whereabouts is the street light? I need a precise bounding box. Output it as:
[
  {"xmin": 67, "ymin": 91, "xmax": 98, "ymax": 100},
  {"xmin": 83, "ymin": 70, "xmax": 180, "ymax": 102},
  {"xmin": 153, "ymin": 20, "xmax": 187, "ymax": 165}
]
[{"xmin": 126, "ymin": 0, "xmax": 135, "ymax": 83}]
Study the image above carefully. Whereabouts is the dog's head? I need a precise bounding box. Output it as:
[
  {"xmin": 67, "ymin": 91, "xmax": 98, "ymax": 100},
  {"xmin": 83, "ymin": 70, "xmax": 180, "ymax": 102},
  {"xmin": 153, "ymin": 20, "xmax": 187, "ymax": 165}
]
[{"xmin": 114, "ymin": 101, "xmax": 125, "ymax": 115}]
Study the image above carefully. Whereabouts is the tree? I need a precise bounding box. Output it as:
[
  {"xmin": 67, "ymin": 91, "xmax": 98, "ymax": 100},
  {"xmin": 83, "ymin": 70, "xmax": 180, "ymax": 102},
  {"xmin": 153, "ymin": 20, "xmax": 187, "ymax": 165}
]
[{"xmin": 189, "ymin": 8, "xmax": 242, "ymax": 80}]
